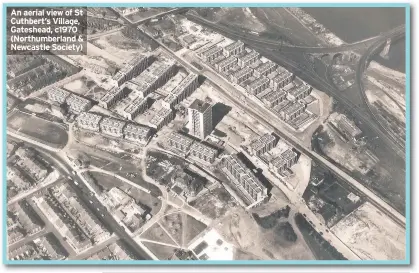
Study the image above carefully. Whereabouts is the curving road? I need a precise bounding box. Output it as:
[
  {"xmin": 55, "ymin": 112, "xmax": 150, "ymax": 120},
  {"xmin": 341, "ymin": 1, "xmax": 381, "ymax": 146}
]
[
  {"xmin": 7, "ymin": 132, "xmax": 154, "ymax": 260},
  {"xmin": 143, "ymin": 30, "xmax": 406, "ymax": 229},
  {"xmin": 247, "ymin": 44, "xmax": 406, "ymax": 159},
  {"xmin": 356, "ymin": 32, "xmax": 406, "ymax": 154},
  {"xmin": 186, "ymin": 12, "xmax": 406, "ymax": 158},
  {"xmin": 186, "ymin": 13, "xmax": 405, "ymax": 54}
]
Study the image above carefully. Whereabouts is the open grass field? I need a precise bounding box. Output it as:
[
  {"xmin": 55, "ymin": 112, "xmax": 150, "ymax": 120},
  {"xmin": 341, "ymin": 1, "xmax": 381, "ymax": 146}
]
[
  {"xmin": 8, "ymin": 110, "xmax": 68, "ymax": 149},
  {"xmin": 140, "ymin": 223, "xmax": 177, "ymax": 246}
]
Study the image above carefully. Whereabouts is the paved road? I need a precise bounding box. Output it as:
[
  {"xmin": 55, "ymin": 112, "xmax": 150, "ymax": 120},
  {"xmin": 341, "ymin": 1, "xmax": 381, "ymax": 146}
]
[
  {"xmin": 206, "ymin": 69, "xmax": 406, "ymax": 227},
  {"xmin": 87, "ymin": 27, "xmax": 125, "ymax": 41},
  {"xmin": 355, "ymin": 33, "xmax": 407, "ymax": 153},
  {"xmin": 112, "ymin": 7, "xmax": 188, "ymax": 26},
  {"xmin": 187, "ymin": 14, "xmax": 406, "ymax": 159},
  {"xmin": 143, "ymin": 32, "xmax": 405, "ymax": 229},
  {"xmin": 250, "ymin": 44, "xmax": 405, "ymax": 159},
  {"xmin": 141, "ymin": 33, "xmax": 404, "ymax": 259},
  {"xmin": 7, "ymin": 132, "xmax": 154, "ymax": 260},
  {"xmin": 186, "ymin": 13, "xmax": 405, "ymax": 54}
]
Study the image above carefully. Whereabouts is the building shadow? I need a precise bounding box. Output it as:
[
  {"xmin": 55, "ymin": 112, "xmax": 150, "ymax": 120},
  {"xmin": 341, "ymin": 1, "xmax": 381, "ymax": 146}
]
[
  {"xmin": 237, "ymin": 152, "xmax": 273, "ymax": 194},
  {"xmin": 212, "ymin": 102, "xmax": 232, "ymax": 128}
]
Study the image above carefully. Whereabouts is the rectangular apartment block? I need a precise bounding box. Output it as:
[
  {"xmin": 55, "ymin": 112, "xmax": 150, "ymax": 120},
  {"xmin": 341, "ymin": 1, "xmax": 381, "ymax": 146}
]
[
  {"xmin": 223, "ymin": 40, "xmax": 245, "ymax": 57},
  {"xmin": 167, "ymin": 131, "xmax": 194, "ymax": 152},
  {"xmin": 189, "ymin": 142, "xmax": 217, "ymax": 163},
  {"xmin": 149, "ymin": 108, "xmax": 174, "ymax": 131},
  {"xmin": 221, "ymin": 154, "xmax": 268, "ymax": 204},
  {"xmin": 249, "ymin": 134, "xmax": 277, "ymax": 156},
  {"xmin": 99, "ymin": 117, "xmax": 127, "ymax": 137},
  {"xmin": 47, "ymin": 87, "xmax": 70, "ymax": 104},
  {"xmin": 76, "ymin": 112, "xmax": 103, "ymax": 132},
  {"xmin": 123, "ymin": 123, "xmax": 153, "ymax": 143}
]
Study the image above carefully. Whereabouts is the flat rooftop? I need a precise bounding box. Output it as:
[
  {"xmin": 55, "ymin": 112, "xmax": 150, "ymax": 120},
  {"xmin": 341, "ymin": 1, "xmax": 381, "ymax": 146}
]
[{"xmin": 189, "ymin": 99, "xmax": 211, "ymax": 113}]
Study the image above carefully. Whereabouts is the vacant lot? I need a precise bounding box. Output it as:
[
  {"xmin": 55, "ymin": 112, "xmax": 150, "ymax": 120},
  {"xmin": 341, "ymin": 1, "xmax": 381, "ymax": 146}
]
[
  {"xmin": 183, "ymin": 215, "xmax": 208, "ymax": 246},
  {"xmin": 130, "ymin": 187, "xmax": 162, "ymax": 215},
  {"xmin": 140, "ymin": 223, "xmax": 177, "ymax": 246},
  {"xmin": 216, "ymin": 207, "xmax": 314, "ymax": 260},
  {"xmin": 159, "ymin": 213, "xmax": 183, "ymax": 246},
  {"xmin": 92, "ymin": 31, "xmax": 148, "ymax": 62},
  {"xmin": 146, "ymin": 150, "xmax": 188, "ymax": 185},
  {"xmin": 8, "ymin": 110, "xmax": 68, "ymax": 149},
  {"xmin": 89, "ymin": 171, "xmax": 128, "ymax": 191},
  {"xmin": 142, "ymin": 241, "xmax": 178, "ymax": 260},
  {"xmin": 331, "ymin": 202, "xmax": 405, "ymax": 260},
  {"xmin": 189, "ymin": 185, "xmax": 237, "ymax": 220},
  {"xmin": 62, "ymin": 76, "xmax": 96, "ymax": 95}
]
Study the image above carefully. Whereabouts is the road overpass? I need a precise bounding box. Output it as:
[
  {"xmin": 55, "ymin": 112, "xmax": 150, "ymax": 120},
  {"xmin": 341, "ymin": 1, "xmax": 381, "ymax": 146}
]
[
  {"xmin": 112, "ymin": 7, "xmax": 188, "ymax": 26},
  {"xmin": 355, "ymin": 31, "xmax": 406, "ymax": 154},
  {"xmin": 246, "ymin": 43, "xmax": 406, "ymax": 159},
  {"xmin": 138, "ymin": 26, "xmax": 405, "ymax": 229},
  {"xmin": 186, "ymin": 12, "xmax": 405, "ymax": 54}
]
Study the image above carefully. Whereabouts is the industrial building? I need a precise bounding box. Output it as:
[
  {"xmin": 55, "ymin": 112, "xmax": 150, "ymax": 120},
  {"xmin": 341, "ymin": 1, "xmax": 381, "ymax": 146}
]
[
  {"xmin": 254, "ymin": 61, "xmax": 277, "ymax": 78},
  {"xmin": 270, "ymin": 70, "xmax": 293, "ymax": 90},
  {"xmin": 76, "ymin": 112, "xmax": 103, "ymax": 132},
  {"xmin": 201, "ymin": 46, "xmax": 223, "ymax": 62},
  {"xmin": 99, "ymin": 117, "xmax": 126, "ymax": 137},
  {"xmin": 223, "ymin": 40, "xmax": 245, "ymax": 57},
  {"xmin": 280, "ymin": 101, "xmax": 306, "ymax": 121},
  {"xmin": 246, "ymin": 77, "xmax": 270, "ymax": 95},
  {"xmin": 336, "ymin": 114, "xmax": 362, "ymax": 140},
  {"xmin": 262, "ymin": 90, "xmax": 287, "ymax": 108},
  {"xmin": 287, "ymin": 84, "xmax": 312, "ymax": 101},
  {"xmin": 66, "ymin": 94, "xmax": 92, "ymax": 114},
  {"xmin": 249, "ymin": 134, "xmax": 277, "ymax": 156},
  {"xmin": 237, "ymin": 51, "xmax": 259, "ymax": 68},
  {"xmin": 162, "ymin": 73, "xmax": 199, "ymax": 109},
  {"xmin": 189, "ymin": 142, "xmax": 217, "ymax": 163},
  {"xmin": 167, "ymin": 131, "xmax": 194, "ymax": 153},
  {"xmin": 122, "ymin": 96, "xmax": 149, "ymax": 120},
  {"xmin": 188, "ymin": 99, "xmax": 213, "ymax": 140},
  {"xmin": 269, "ymin": 149, "xmax": 298, "ymax": 174},
  {"xmin": 123, "ymin": 123, "xmax": 153, "ymax": 144},
  {"xmin": 215, "ymin": 56, "xmax": 237, "ymax": 73},
  {"xmin": 47, "ymin": 87, "xmax": 70, "ymax": 104},
  {"xmin": 111, "ymin": 55, "xmax": 149, "ymax": 87},
  {"xmin": 149, "ymin": 108, "xmax": 174, "ymax": 130},
  {"xmin": 230, "ymin": 67, "xmax": 253, "ymax": 84},
  {"xmin": 221, "ymin": 154, "xmax": 268, "ymax": 204}
]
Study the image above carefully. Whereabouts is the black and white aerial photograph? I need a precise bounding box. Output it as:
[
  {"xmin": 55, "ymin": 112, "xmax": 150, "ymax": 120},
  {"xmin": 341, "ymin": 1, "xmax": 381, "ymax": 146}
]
[{"xmin": 4, "ymin": 4, "xmax": 409, "ymax": 265}]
